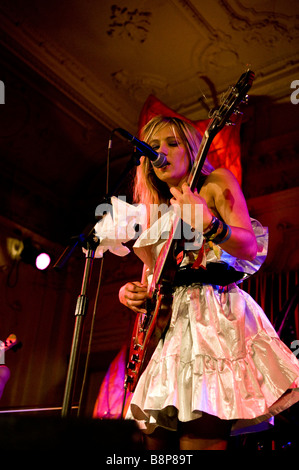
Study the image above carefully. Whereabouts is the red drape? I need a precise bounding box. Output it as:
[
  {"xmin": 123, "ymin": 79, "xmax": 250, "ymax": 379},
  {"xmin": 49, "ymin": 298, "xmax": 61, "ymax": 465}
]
[{"xmin": 93, "ymin": 344, "xmax": 128, "ymax": 419}]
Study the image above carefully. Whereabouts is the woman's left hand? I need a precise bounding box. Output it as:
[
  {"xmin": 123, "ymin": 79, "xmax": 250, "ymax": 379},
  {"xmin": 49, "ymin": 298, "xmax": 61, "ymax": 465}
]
[{"xmin": 169, "ymin": 182, "xmax": 212, "ymax": 231}]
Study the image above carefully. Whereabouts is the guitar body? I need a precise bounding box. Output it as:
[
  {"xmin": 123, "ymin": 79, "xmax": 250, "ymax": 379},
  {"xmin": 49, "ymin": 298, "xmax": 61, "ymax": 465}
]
[
  {"xmin": 125, "ymin": 69, "xmax": 255, "ymax": 393},
  {"xmin": 126, "ymin": 283, "xmax": 173, "ymax": 392},
  {"xmin": 126, "ymin": 224, "xmax": 180, "ymax": 392}
]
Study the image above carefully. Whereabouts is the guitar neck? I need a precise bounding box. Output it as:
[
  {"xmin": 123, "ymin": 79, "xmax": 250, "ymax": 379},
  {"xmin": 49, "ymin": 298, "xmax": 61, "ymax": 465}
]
[
  {"xmin": 149, "ymin": 132, "xmax": 212, "ymax": 294},
  {"xmin": 188, "ymin": 130, "xmax": 212, "ymax": 191},
  {"xmin": 148, "ymin": 69, "xmax": 255, "ymax": 293}
]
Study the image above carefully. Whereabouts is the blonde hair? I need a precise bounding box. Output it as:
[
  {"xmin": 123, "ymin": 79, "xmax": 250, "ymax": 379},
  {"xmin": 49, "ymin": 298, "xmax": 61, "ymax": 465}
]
[{"xmin": 133, "ymin": 116, "xmax": 214, "ymax": 210}]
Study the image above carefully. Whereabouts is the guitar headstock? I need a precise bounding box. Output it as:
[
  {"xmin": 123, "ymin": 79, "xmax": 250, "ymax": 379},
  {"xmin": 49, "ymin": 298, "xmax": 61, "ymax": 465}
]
[{"xmin": 208, "ymin": 69, "xmax": 255, "ymax": 136}]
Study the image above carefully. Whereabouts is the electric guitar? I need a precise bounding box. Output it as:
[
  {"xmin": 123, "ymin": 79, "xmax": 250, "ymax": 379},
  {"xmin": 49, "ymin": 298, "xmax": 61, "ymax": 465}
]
[{"xmin": 125, "ymin": 69, "xmax": 255, "ymax": 392}]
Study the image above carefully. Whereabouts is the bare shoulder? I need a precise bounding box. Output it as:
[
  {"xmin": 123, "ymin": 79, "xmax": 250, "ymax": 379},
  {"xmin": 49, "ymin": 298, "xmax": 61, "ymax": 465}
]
[
  {"xmin": 205, "ymin": 167, "xmax": 240, "ymax": 188},
  {"xmin": 202, "ymin": 167, "xmax": 252, "ymax": 228},
  {"xmin": 201, "ymin": 167, "xmax": 242, "ymax": 201}
]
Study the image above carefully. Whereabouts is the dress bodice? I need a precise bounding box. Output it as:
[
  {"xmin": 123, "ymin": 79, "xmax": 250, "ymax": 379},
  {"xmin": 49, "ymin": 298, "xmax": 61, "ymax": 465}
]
[{"xmin": 133, "ymin": 208, "xmax": 268, "ymax": 284}]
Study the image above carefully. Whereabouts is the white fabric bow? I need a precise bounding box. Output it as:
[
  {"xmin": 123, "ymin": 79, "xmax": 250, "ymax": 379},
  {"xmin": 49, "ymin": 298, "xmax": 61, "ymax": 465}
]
[{"xmin": 91, "ymin": 196, "xmax": 147, "ymax": 257}]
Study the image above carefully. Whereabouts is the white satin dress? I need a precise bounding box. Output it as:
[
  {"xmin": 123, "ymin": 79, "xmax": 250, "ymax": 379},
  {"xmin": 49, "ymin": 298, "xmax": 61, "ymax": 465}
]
[{"xmin": 126, "ymin": 211, "xmax": 299, "ymax": 435}]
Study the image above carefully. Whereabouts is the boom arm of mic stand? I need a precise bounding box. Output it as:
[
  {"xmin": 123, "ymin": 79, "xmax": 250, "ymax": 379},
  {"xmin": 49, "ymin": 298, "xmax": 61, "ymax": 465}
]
[{"xmin": 53, "ymin": 150, "xmax": 141, "ymax": 270}]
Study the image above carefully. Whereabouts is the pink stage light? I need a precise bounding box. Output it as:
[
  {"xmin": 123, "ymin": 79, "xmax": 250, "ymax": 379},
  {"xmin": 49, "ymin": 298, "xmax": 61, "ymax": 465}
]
[{"xmin": 35, "ymin": 252, "xmax": 51, "ymax": 270}]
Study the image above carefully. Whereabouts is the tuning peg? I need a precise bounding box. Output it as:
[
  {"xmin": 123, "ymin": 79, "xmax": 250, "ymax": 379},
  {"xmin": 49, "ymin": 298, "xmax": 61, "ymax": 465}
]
[
  {"xmin": 225, "ymin": 120, "xmax": 236, "ymax": 126},
  {"xmin": 233, "ymin": 108, "xmax": 243, "ymax": 115}
]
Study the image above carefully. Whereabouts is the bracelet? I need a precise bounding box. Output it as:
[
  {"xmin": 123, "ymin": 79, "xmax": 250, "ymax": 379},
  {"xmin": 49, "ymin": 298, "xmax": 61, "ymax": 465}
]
[
  {"xmin": 203, "ymin": 216, "xmax": 232, "ymax": 245},
  {"xmin": 202, "ymin": 216, "xmax": 219, "ymax": 239},
  {"xmin": 213, "ymin": 224, "xmax": 232, "ymax": 244}
]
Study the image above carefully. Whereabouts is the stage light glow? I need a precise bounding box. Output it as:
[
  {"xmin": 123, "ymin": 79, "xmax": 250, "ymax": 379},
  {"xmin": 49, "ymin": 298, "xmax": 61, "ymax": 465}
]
[
  {"xmin": 6, "ymin": 236, "xmax": 52, "ymax": 271},
  {"xmin": 35, "ymin": 252, "xmax": 51, "ymax": 270}
]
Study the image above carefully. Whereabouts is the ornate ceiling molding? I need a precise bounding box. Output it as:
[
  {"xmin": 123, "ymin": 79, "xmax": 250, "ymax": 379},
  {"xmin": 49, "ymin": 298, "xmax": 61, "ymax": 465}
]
[
  {"xmin": 220, "ymin": 0, "xmax": 299, "ymax": 41},
  {"xmin": 0, "ymin": 1, "xmax": 298, "ymax": 127},
  {"xmin": 106, "ymin": 4, "xmax": 152, "ymax": 43}
]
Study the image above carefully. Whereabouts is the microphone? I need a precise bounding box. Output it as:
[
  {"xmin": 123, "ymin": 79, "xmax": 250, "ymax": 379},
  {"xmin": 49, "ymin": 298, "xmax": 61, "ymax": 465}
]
[{"xmin": 115, "ymin": 128, "xmax": 168, "ymax": 168}]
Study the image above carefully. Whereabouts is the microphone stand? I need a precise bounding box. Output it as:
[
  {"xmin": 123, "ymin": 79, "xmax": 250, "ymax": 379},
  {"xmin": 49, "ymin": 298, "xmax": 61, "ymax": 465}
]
[
  {"xmin": 56, "ymin": 149, "xmax": 142, "ymax": 418},
  {"xmin": 60, "ymin": 242, "xmax": 95, "ymax": 418}
]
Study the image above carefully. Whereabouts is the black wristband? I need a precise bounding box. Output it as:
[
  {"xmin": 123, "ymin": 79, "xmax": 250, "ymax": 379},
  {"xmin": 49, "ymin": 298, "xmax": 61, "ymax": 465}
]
[{"xmin": 203, "ymin": 216, "xmax": 219, "ymax": 239}]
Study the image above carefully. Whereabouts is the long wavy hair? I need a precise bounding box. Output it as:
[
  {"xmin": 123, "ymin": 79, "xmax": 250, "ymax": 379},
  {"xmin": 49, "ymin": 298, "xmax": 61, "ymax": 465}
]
[{"xmin": 133, "ymin": 116, "xmax": 214, "ymax": 218}]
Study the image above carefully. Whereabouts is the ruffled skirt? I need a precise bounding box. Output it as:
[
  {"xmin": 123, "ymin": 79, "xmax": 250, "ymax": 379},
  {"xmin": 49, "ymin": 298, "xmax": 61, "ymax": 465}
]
[{"xmin": 127, "ymin": 283, "xmax": 299, "ymax": 434}]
